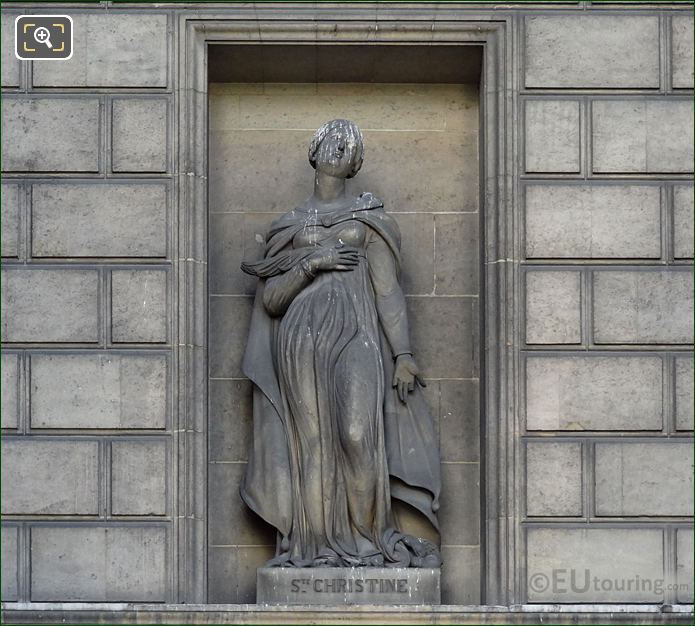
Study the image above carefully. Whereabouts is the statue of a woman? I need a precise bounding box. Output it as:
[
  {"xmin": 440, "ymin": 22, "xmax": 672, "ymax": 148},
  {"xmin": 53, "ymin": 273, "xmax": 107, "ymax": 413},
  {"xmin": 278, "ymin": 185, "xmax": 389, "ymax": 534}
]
[{"xmin": 240, "ymin": 119, "xmax": 441, "ymax": 568}]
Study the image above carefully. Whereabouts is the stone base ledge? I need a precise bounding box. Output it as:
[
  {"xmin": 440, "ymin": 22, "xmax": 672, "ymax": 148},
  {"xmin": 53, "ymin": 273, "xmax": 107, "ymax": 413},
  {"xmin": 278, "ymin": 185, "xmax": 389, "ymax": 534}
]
[{"xmin": 1, "ymin": 603, "xmax": 693, "ymax": 625}]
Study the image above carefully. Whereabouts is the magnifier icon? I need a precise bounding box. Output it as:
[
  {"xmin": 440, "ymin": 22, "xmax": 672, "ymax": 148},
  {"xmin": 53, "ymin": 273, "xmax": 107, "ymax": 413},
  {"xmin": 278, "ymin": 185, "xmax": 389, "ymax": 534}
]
[{"xmin": 34, "ymin": 26, "xmax": 53, "ymax": 49}]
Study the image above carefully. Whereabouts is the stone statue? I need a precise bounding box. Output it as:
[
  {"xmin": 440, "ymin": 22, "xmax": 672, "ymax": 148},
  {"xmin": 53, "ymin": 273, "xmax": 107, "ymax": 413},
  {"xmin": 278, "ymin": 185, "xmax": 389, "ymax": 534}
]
[{"xmin": 240, "ymin": 119, "xmax": 441, "ymax": 568}]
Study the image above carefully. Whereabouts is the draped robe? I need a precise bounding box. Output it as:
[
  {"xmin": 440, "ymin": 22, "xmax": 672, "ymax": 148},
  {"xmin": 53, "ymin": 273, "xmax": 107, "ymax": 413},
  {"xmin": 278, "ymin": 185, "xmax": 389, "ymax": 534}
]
[{"xmin": 240, "ymin": 193, "xmax": 441, "ymax": 567}]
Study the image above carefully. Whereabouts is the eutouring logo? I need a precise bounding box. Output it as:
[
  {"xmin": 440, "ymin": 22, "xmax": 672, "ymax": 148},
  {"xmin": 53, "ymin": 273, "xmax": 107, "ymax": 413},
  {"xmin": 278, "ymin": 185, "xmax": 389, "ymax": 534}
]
[{"xmin": 15, "ymin": 15, "xmax": 73, "ymax": 61}]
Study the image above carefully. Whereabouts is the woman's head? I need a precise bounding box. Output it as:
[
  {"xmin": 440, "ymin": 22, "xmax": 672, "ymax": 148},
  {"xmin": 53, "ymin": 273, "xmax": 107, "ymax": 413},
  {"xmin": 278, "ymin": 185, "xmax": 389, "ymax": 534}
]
[{"xmin": 308, "ymin": 119, "xmax": 364, "ymax": 179}]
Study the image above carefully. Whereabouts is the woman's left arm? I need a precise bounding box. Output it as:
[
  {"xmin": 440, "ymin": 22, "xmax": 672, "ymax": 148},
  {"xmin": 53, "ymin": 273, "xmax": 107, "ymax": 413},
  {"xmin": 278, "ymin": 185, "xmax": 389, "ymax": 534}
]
[{"xmin": 366, "ymin": 231, "xmax": 425, "ymax": 403}]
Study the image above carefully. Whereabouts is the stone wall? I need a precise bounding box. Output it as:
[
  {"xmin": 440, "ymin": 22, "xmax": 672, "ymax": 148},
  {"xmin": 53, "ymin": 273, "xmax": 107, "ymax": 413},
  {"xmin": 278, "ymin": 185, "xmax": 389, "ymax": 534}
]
[
  {"xmin": 520, "ymin": 12, "xmax": 694, "ymax": 604},
  {"xmin": 207, "ymin": 81, "xmax": 480, "ymax": 603},
  {"xmin": 0, "ymin": 1, "xmax": 693, "ymax": 610},
  {"xmin": 1, "ymin": 9, "xmax": 174, "ymax": 603}
]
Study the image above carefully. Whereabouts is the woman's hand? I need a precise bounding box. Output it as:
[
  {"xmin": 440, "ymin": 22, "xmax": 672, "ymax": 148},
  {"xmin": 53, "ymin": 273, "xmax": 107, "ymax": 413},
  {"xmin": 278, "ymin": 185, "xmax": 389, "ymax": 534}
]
[
  {"xmin": 392, "ymin": 353, "xmax": 426, "ymax": 404},
  {"xmin": 308, "ymin": 246, "xmax": 360, "ymax": 272}
]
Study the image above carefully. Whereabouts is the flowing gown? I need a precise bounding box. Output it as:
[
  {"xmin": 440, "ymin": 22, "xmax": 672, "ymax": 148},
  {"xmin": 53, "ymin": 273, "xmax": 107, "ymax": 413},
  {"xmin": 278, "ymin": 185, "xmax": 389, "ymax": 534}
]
[{"xmin": 240, "ymin": 194, "xmax": 441, "ymax": 568}]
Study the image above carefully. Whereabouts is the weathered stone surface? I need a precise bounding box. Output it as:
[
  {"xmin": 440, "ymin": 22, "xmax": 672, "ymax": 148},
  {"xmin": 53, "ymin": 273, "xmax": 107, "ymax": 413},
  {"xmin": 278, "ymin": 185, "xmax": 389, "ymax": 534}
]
[
  {"xmin": 525, "ymin": 184, "xmax": 661, "ymax": 259},
  {"xmin": 525, "ymin": 271, "xmax": 581, "ymax": 344},
  {"xmin": 407, "ymin": 296, "xmax": 477, "ymax": 379},
  {"xmin": 111, "ymin": 440, "xmax": 167, "ymax": 515},
  {"xmin": 676, "ymin": 529, "xmax": 694, "ymax": 603},
  {"xmin": 439, "ymin": 463, "xmax": 479, "ymax": 546},
  {"xmin": 672, "ymin": 15, "xmax": 695, "ymax": 89},
  {"xmin": 440, "ymin": 546, "xmax": 480, "ymax": 604},
  {"xmin": 1, "ymin": 440, "xmax": 98, "ymax": 515},
  {"xmin": 111, "ymin": 270, "xmax": 167, "ymax": 343},
  {"xmin": 1, "ymin": 526, "xmax": 18, "ymax": 601},
  {"xmin": 526, "ymin": 442, "xmax": 582, "ymax": 517},
  {"xmin": 674, "ymin": 185, "xmax": 694, "ymax": 260},
  {"xmin": 208, "ymin": 462, "xmax": 275, "ymax": 547},
  {"xmin": 436, "ymin": 380, "xmax": 479, "ymax": 463},
  {"xmin": 527, "ymin": 528, "xmax": 664, "ymax": 602},
  {"xmin": 675, "ymin": 357, "xmax": 694, "ymax": 431},
  {"xmin": 435, "ymin": 213, "xmax": 479, "ymax": 296},
  {"xmin": 2, "ymin": 98, "xmax": 100, "ymax": 172},
  {"xmin": 257, "ymin": 567, "xmax": 440, "ymax": 605},
  {"xmin": 209, "ymin": 296, "xmax": 253, "ymax": 379},
  {"xmin": 112, "ymin": 98, "xmax": 168, "ymax": 172},
  {"xmin": 525, "ymin": 15, "xmax": 659, "ymax": 88},
  {"xmin": 209, "ymin": 379, "xmax": 252, "ymax": 462},
  {"xmin": 32, "ymin": 184, "xmax": 167, "ymax": 257},
  {"xmin": 595, "ymin": 443, "xmax": 693, "ymax": 516},
  {"xmin": 32, "ymin": 14, "xmax": 167, "ymax": 87},
  {"xmin": 1, "ymin": 269, "xmax": 98, "ymax": 343},
  {"xmin": 31, "ymin": 526, "xmax": 167, "ymax": 601},
  {"xmin": 526, "ymin": 356, "xmax": 662, "ymax": 431},
  {"xmin": 592, "ymin": 100, "xmax": 694, "ymax": 174},
  {"xmin": 1, "ymin": 353, "xmax": 19, "ymax": 429},
  {"xmin": 1, "ymin": 13, "xmax": 20, "ymax": 88},
  {"xmin": 593, "ymin": 271, "xmax": 693, "ymax": 344},
  {"xmin": 210, "ymin": 129, "xmax": 478, "ymax": 214},
  {"xmin": 1, "ymin": 183, "xmax": 19, "ymax": 258},
  {"xmin": 208, "ymin": 545, "xmax": 274, "ymax": 603},
  {"xmin": 525, "ymin": 100, "xmax": 580, "ymax": 173},
  {"xmin": 31, "ymin": 354, "xmax": 167, "ymax": 429},
  {"xmin": 397, "ymin": 213, "xmax": 434, "ymax": 295}
]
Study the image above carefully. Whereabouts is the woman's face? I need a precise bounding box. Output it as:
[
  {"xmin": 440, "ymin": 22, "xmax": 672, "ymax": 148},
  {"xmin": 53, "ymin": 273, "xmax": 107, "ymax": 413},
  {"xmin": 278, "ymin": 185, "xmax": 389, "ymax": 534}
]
[{"xmin": 314, "ymin": 124, "xmax": 361, "ymax": 178}]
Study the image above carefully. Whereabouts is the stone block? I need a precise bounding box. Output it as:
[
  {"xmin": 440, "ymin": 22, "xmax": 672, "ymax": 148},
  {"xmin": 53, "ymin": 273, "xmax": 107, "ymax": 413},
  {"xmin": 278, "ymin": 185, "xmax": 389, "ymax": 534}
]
[
  {"xmin": 397, "ymin": 213, "xmax": 434, "ymax": 295},
  {"xmin": 2, "ymin": 98, "xmax": 100, "ymax": 172},
  {"xmin": 593, "ymin": 270, "xmax": 693, "ymax": 344},
  {"xmin": 1, "ymin": 440, "xmax": 98, "ymax": 515},
  {"xmin": 208, "ymin": 462, "xmax": 275, "ymax": 547},
  {"xmin": 525, "ymin": 271, "xmax": 581, "ymax": 345},
  {"xmin": 32, "ymin": 14, "xmax": 167, "ymax": 87},
  {"xmin": 676, "ymin": 529, "xmax": 694, "ymax": 603},
  {"xmin": 1, "ymin": 353, "xmax": 19, "ymax": 429},
  {"xmin": 209, "ymin": 212, "xmax": 278, "ymax": 296},
  {"xmin": 526, "ymin": 356, "xmax": 662, "ymax": 431},
  {"xmin": 1, "ymin": 269, "xmax": 98, "ymax": 343},
  {"xmin": 1, "ymin": 526, "xmax": 18, "ymax": 601},
  {"xmin": 525, "ymin": 184, "xmax": 661, "ymax": 259},
  {"xmin": 32, "ymin": 183, "xmax": 167, "ymax": 258},
  {"xmin": 434, "ymin": 213, "xmax": 479, "ymax": 296},
  {"xmin": 436, "ymin": 380, "xmax": 479, "ymax": 463},
  {"xmin": 675, "ymin": 357, "xmax": 694, "ymax": 431},
  {"xmin": 208, "ymin": 545, "xmax": 274, "ymax": 603},
  {"xmin": 1, "ymin": 13, "xmax": 20, "ymax": 88},
  {"xmin": 592, "ymin": 100, "xmax": 694, "ymax": 174},
  {"xmin": 525, "ymin": 15, "xmax": 659, "ymax": 88},
  {"xmin": 526, "ymin": 442, "xmax": 582, "ymax": 517},
  {"xmin": 209, "ymin": 129, "xmax": 478, "ymax": 214},
  {"xmin": 439, "ymin": 463, "xmax": 479, "ymax": 546},
  {"xmin": 209, "ymin": 379, "xmax": 252, "ymax": 462},
  {"xmin": 595, "ymin": 443, "xmax": 693, "ymax": 516},
  {"xmin": 208, "ymin": 296, "xmax": 253, "ymax": 379},
  {"xmin": 31, "ymin": 353, "xmax": 167, "ymax": 429},
  {"xmin": 407, "ymin": 296, "xmax": 477, "ymax": 379},
  {"xmin": 112, "ymin": 98, "xmax": 168, "ymax": 173},
  {"xmin": 111, "ymin": 270, "xmax": 167, "ymax": 343},
  {"xmin": 30, "ymin": 526, "xmax": 167, "ymax": 601},
  {"xmin": 1, "ymin": 183, "xmax": 19, "ymax": 258},
  {"xmin": 524, "ymin": 100, "xmax": 580, "ymax": 173},
  {"xmin": 527, "ymin": 528, "xmax": 663, "ymax": 602},
  {"xmin": 440, "ymin": 546, "xmax": 480, "ymax": 604},
  {"xmin": 257, "ymin": 567, "xmax": 440, "ymax": 605},
  {"xmin": 672, "ymin": 15, "xmax": 695, "ymax": 89},
  {"xmin": 674, "ymin": 185, "xmax": 694, "ymax": 260},
  {"xmin": 111, "ymin": 440, "xmax": 167, "ymax": 516}
]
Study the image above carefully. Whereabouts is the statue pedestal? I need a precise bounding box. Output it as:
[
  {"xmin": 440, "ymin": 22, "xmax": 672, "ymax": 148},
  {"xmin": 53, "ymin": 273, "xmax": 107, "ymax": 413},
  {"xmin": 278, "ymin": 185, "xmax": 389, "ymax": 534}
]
[{"xmin": 256, "ymin": 567, "xmax": 441, "ymax": 605}]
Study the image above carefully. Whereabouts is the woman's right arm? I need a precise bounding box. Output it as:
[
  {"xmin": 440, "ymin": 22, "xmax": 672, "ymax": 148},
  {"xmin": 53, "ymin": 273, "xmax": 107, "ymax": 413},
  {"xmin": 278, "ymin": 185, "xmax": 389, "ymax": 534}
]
[{"xmin": 262, "ymin": 246, "xmax": 360, "ymax": 317}]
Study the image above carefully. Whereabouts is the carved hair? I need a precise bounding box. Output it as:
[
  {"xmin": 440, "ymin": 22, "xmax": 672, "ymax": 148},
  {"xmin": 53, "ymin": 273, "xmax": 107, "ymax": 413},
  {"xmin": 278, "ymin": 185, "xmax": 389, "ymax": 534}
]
[{"xmin": 308, "ymin": 118, "xmax": 364, "ymax": 178}]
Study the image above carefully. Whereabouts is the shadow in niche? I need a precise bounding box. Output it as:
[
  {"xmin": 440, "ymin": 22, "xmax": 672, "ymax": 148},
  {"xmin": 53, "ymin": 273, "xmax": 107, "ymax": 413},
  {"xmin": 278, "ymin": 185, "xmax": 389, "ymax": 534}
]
[{"xmin": 206, "ymin": 42, "xmax": 484, "ymax": 604}]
